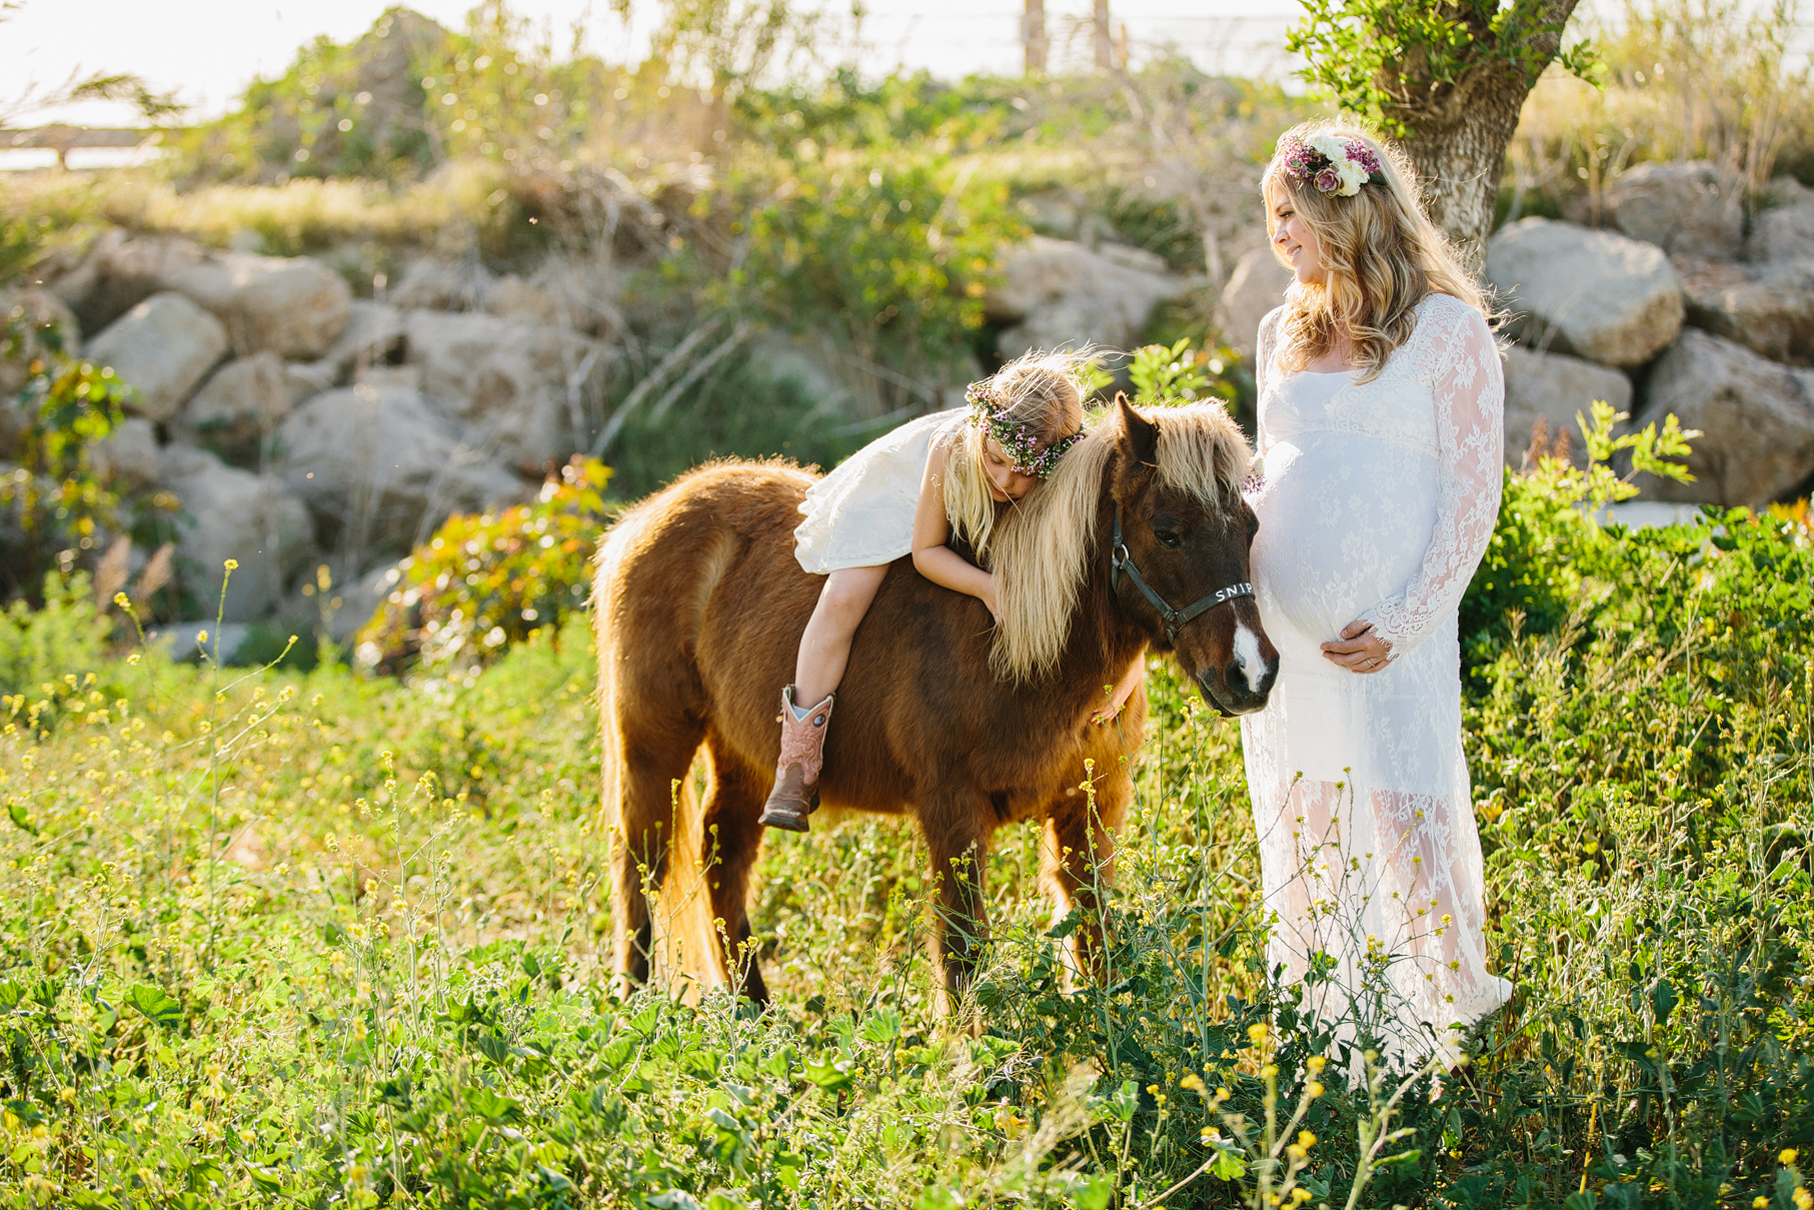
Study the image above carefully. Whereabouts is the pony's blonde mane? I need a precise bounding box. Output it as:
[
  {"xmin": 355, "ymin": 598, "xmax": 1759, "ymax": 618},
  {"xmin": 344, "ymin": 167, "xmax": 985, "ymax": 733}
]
[{"xmin": 988, "ymin": 401, "xmax": 1252, "ymax": 682}]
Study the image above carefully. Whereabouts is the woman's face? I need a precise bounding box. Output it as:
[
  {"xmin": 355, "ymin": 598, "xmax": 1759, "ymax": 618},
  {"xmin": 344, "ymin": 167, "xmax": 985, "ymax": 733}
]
[
  {"xmin": 1270, "ymin": 188, "xmax": 1326, "ymax": 286},
  {"xmin": 982, "ymin": 436, "xmax": 1038, "ymax": 502}
]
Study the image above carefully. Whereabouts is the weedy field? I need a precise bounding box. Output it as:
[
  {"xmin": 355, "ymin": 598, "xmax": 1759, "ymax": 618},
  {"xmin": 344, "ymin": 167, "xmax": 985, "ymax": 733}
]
[{"xmin": 0, "ymin": 464, "xmax": 1811, "ymax": 1210}]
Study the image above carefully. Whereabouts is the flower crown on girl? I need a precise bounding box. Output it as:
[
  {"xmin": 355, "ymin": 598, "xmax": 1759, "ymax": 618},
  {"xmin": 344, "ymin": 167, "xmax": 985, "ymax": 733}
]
[
  {"xmin": 1279, "ymin": 133, "xmax": 1383, "ymax": 198},
  {"xmin": 965, "ymin": 380, "xmax": 1084, "ymax": 480}
]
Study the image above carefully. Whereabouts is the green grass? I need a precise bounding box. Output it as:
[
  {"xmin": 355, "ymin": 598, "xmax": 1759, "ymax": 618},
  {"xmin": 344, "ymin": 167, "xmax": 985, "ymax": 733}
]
[{"xmin": 0, "ymin": 491, "xmax": 1812, "ymax": 1208}]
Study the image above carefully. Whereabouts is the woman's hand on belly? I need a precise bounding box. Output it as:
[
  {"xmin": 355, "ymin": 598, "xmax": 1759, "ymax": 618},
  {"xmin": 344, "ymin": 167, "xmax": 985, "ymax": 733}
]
[{"xmin": 1320, "ymin": 619, "xmax": 1391, "ymax": 674}]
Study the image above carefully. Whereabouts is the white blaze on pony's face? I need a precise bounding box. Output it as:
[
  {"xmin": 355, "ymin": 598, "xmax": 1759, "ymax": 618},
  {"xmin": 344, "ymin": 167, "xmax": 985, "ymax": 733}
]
[{"xmin": 1230, "ymin": 623, "xmax": 1266, "ymax": 693}]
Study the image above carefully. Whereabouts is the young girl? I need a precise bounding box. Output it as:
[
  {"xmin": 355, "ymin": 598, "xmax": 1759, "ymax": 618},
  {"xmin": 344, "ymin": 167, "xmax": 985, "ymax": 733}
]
[
  {"xmin": 759, "ymin": 352, "xmax": 1101, "ymax": 833},
  {"xmin": 1242, "ymin": 120, "xmax": 1511, "ymax": 1064}
]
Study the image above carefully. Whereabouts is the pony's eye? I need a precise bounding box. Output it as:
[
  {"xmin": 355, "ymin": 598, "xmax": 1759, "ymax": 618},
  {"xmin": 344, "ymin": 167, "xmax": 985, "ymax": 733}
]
[{"xmin": 1154, "ymin": 529, "xmax": 1183, "ymax": 550}]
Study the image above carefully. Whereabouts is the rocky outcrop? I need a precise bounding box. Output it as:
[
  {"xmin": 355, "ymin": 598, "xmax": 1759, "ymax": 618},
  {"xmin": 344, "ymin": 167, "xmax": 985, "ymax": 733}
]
[
  {"xmin": 85, "ymin": 292, "xmax": 229, "ymax": 421},
  {"xmin": 179, "ymin": 352, "xmax": 294, "ymax": 466},
  {"xmin": 45, "ymin": 231, "xmax": 199, "ymax": 334},
  {"xmin": 1634, "ymin": 328, "xmax": 1814, "ymax": 507},
  {"xmin": 1487, "ymin": 218, "xmax": 1684, "ymax": 368},
  {"xmin": 1501, "ymin": 346, "xmax": 1632, "ymax": 466},
  {"xmin": 273, "ymin": 384, "xmax": 522, "ymax": 553},
  {"xmin": 1604, "ymin": 160, "xmax": 1743, "ymax": 260},
  {"xmin": 42, "ymin": 233, "xmax": 350, "ymax": 360},
  {"xmin": 988, "ymin": 236, "xmax": 1198, "ymax": 360},
  {"xmin": 160, "ymin": 251, "xmax": 352, "ymax": 359},
  {"xmin": 1673, "ymin": 257, "xmax": 1814, "ymax": 367},
  {"xmin": 1214, "ymin": 246, "xmax": 1294, "ymax": 360},
  {"xmin": 1746, "ymin": 197, "xmax": 1814, "ymax": 263},
  {"xmin": 404, "ymin": 309, "xmax": 605, "ymax": 467},
  {"xmin": 314, "ymin": 299, "xmax": 406, "ymax": 375},
  {"xmin": 90, "ymin": 417, "xmax": 162, "ymax": 490},
  {"xmin": 157, "ymin": 446, "xmax": 318, "ymax": 621},
  {"xmin": 390, "ymin": 257, "xmax": 494, "ymax": 312}
]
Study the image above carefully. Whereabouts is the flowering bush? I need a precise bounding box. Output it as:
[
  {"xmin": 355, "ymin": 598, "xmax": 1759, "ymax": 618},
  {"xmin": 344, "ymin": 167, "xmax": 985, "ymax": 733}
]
[{"xmin": 355, "ymin": 456, "xmax": 612, "ymax": 676}]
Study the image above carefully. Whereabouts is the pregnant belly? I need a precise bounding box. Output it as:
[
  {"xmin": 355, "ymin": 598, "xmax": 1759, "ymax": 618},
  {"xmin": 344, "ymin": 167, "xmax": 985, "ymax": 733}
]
[{"xmin": 1249, "ymin": 436, "xmax": 1438, "ymax": 653}]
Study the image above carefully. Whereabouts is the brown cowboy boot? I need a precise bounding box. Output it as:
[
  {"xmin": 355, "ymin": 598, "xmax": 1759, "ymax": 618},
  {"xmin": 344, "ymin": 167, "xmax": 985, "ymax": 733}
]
[{"xmin": 759, "ymin": 685, "xmax": 835, "ymax": 833}]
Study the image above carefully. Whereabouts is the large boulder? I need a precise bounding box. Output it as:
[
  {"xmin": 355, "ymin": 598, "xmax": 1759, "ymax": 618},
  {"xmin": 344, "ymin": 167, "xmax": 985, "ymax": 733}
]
[
  {"xmin": 1673, "ymin": 256, "xmax": 1814, "ymax": 366},
  {"xmin": 404, "ymin": 310, "xmax": 606, "ymax": 466},
  {"xmin": 161, "ymin": 251, "xmax": 352, "ymax": 359},
  {"xmin": 1214, "ymin": 246, "xmax": 1295, "ymax": 360},
  {"xmin": 319, "ymin": 299, "xmax": 406, "ymax": 373},
  {"xmin": 90, "ymin": 417, "xmax": 162, "ymax": 490},
  {"xmin": 158, "ymin": 445, "xmax": 318, "ymax": 621},
  {"xmin": 390, "ymin": 257, "xmax": 494, "ymax": 312},
  {"xmin": 178, "ymin": 353, "xmax": 293, "ymax": 467},
  {"xmin": 85, "ymin": 292, "xmax": 230, "ymax": 421},
  {"xmin": 43, "ymin": 231, "xmax": 205, "ymax": 334},
  {"xmin": 42, "ymin": 233, "xmax": 352, "ymax": 359},
  {"xmin": 1501, "ymin": 346, "xmax": 1632, "ymax": 466},
  {"xmin": 1604, "ymin": 160, "xmax": 1743, "ymax": 260},
  {"xmin": 1746, "ymin": 192, "xmax": 1814, "ymax": 263},
  {"xmin": 273, "ymin": 383, "xmax": 522, "ymax": 553},
  {"xmin": 0, "ymin": 287, "xmax": 82, "ymax": 457},
  {"xmin": 1486, "ymin": 218, "xmax": 1684, "ymax": 368},
  {"xmin": 1633, "ymin": 328, "xmax": 1814, "ymax": 506},
  {"xmin": 987, "ymin": 236, "xmax": 1198, "ymax": 359}
]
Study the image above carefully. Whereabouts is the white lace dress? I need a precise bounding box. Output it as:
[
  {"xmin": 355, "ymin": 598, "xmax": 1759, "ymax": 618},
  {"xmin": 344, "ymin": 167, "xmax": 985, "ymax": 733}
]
[
  {"xmin": 793, "ymin": 407, "xmax": 968, "ymax": 574},
  {"xmin": 1239, "ymin": 293, "xmax": 1512, "ymax": 1064}
]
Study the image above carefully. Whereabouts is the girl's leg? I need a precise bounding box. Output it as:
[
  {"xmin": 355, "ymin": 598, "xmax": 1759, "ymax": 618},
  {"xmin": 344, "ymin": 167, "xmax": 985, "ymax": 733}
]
[
  {"xmin": 761, "ymin": 565, "xmax": 888, "ymax": 833},
  {"xmin": 794, "ymin": 566, "xmax": 888, "ymax": 705}
]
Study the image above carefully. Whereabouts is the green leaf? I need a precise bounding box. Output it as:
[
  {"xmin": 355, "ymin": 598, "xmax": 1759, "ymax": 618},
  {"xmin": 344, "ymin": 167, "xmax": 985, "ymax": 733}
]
[
  {"xmin": 126, "ymin": 983, "xmax": 182, "ymax": 1027},
  {"xmin": 465, "ymin": 1087, "xmax": 522, "ymax": 1122},
  {"xmin": 6, "ymin": 800, "xmax": 36, "ymax": 835},
  {"xmin": 1652, "ymin": 978, "xmax": 1679, "ymax": 1027},
  {"xmin": 802, "ymin": 1056, "xmax": 853, "ymax": 1091},
  {"xmin": 1211, "ymin": 1146, "xmax": 1245, "ymax": 1181}
]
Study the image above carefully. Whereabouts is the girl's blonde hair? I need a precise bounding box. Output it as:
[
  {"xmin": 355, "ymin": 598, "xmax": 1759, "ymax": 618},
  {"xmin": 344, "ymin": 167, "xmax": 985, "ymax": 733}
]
[
  {"xmin": 941, "ymin": 350, "xmax": 1090, "ymax": 563},
  {"xmin": 1261, "ymin": 119, "xmax": 1489, "ymax": 382}
]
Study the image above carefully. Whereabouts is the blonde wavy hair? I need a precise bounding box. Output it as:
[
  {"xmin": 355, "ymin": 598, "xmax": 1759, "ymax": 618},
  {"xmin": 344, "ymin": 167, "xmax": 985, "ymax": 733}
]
[
  {"xmin": 941, "ymin": 350, "xmax": 1091, "ymax": 564},
  {"xmin": 1261, "ymin": 119, "xmax": 1489, "ymax": 382},
  {"xmin": 985, "ymin": 401, "xmax": 1250, "ymax": 682}
]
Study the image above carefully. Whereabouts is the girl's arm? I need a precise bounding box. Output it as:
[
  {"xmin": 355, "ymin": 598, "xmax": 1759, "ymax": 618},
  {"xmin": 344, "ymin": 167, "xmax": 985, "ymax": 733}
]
[
  {"xmin": 911, "ymin": 437, "xmax": 999, "ymax": 621},
  {"xmin": 1091, "ymin": 653, "xmax": 1146, "ymax": 724}
]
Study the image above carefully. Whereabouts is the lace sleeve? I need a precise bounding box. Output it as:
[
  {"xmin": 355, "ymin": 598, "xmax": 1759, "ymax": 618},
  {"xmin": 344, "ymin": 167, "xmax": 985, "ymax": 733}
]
[
  {"xmin": 1359, "ymin": 301, "xmax": 1504, "ymax": 659},
  {"xmin": 1253, "ymin": 306, "xmax": 1283, "ymax": 455}
]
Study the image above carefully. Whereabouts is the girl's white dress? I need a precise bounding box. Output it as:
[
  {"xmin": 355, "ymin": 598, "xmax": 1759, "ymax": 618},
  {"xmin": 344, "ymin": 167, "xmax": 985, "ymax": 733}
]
[
  {"xmin": 794, "ymin": 408, "xmax": 969, "ymax": 574},
  {"xmin": 1240, "ymin": 293, "xmax": 1512, "ymax": 1063}
]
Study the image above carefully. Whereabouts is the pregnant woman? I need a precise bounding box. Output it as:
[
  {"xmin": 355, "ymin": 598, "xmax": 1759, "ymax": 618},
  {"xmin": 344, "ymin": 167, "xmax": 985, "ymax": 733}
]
[{"xmin": 1242, "ymin": 121, "xmax": 1512, "ymax": 1065}]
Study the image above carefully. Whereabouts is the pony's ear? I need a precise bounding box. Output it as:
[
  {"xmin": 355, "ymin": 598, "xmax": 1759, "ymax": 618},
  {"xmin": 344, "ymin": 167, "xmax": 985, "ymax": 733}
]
[{"xmin": 1116, "ymin": 392, "xmax": 1159, "ymax": 470}]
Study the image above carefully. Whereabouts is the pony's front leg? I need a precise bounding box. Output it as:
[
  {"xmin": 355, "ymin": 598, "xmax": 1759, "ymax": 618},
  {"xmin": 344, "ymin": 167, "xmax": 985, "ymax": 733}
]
[
  {"xmin": 1040, "ymin": 762, "xmax": 1131, "ymax": 984},
  {"xmin": 923, "ymin": 798, "xmax": 994, "ymax": 1019}
]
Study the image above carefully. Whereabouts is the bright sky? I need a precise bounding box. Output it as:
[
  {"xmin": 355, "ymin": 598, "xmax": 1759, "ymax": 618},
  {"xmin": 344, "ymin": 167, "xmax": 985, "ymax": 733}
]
[{"xmin": 3, "ymin": 0, "xmax": 1309, "ymax": 130}]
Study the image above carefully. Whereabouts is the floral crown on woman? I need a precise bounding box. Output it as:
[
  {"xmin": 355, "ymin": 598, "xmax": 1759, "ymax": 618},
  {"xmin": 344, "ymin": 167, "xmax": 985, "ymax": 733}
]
[
  {"xmin": 965, "ymin": 380, "xmax": 1083, "ymax": 481},
  {"xmin": 1279, "ymin": 133, "xmax": 1383, "ymax": 198}
]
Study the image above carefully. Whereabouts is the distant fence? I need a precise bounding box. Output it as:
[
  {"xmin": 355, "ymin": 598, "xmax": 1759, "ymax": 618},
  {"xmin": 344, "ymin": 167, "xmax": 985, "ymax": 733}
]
[{"xmin": 2, "ymin": 125, "xmax": 165, "ymax": 169}]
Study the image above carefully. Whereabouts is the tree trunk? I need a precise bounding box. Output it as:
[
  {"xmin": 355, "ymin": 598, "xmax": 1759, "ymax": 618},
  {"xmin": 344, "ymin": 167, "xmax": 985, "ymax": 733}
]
[
  {"xmin": 1093, "ymin": 0, "xmax": 1113, "ymax": 72},
  {"xmin": 1023, "ymin": 0, "xmax": 1048, "ymax": 76},
  {"xmin": 1384, "ymin": 0, "xmax": 1582, "ymax": 275},
  {"xmin": 1396, "ymin": 68, "xmax": 1530, "ymax": 276}
]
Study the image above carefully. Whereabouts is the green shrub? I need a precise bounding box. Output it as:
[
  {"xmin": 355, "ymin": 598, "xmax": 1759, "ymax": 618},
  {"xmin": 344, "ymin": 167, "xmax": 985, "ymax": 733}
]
[
  {"xmin": 2, "ymin": 317, "xmax": 131, "ymax": 605},
  {"xmin": 356, "ymin": 456, "xmax": 613, "ymax": 676},
  {"xmin": 0, "ymin": 573, "xmax": 114, "ymax": 708}
]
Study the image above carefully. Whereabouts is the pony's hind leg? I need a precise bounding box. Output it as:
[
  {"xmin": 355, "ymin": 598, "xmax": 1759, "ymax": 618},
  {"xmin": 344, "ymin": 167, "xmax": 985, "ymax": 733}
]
[
  {"xmin": 701, "ymin": 740, "xmax": 772, "ymax": 1006},
  {"xmin": 605, "ymin": 715, "xmax": 704, "ymax": 990}
]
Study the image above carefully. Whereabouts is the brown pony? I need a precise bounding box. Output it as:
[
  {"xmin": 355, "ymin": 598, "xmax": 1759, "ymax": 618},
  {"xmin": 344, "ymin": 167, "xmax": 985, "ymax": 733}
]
[{"xmin": 593, "ymin": 396, "xmax": 1278, "ymax": 1009}]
